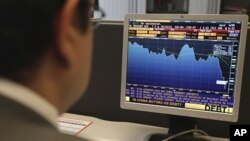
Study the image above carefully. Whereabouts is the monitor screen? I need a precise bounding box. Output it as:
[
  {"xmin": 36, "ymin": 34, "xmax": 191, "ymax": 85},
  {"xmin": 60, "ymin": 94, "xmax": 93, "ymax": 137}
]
[{"xmin": 121, "ymin": 14, "xmax": 248, "ymax": 122}]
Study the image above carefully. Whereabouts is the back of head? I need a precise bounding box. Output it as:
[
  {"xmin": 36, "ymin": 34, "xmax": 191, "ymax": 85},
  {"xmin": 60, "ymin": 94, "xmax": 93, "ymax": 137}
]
[
  {"xmin": 0, "ymin": 0, "xmax": 93, "ymax": 112},
  {"xmin": 0, "ymin": 0, "xmax": 89, "ymax": 79}
]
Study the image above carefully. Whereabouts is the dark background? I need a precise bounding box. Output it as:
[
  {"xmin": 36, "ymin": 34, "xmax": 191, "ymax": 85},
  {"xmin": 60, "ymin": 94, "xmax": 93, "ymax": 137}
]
[{"xmin": 69, "ymin": 21, "xmax": 250, "ymax": 138}]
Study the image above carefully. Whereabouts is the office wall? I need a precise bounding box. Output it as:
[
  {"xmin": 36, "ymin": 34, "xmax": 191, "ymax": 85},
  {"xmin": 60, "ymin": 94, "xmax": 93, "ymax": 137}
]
[
  {"xmin": 99, "ymin": 0, "xmax": 220, "ymax": 20},
  {"xmin": 189, "ymin": 0, "xmax": 221, "ymax": 14},
  {"xmin": 99, "ymin": 0, "xmax": 146, "ymax": 20},
  {"xmin": 69, "ymin": 22, "xmax": 250, "ymax": 138}
]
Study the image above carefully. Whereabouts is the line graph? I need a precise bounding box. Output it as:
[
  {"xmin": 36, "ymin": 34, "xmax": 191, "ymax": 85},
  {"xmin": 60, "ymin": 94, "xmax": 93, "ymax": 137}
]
[{"xmin": 127, "ymin": 38, "xmax": 234, "ymax": 93}]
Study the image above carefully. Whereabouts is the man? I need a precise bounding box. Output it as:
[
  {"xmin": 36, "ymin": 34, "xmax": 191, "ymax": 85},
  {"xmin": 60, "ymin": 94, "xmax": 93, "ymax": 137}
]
[{"xmin": 0, "ymin": 0, "xmax": 93, "ymax": 140}]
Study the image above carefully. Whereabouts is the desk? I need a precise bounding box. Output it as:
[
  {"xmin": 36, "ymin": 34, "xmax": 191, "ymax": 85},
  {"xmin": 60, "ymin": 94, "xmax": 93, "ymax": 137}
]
[{"xmin": 60, "ymin": 113, "xmax": 229, "ymax": 141}]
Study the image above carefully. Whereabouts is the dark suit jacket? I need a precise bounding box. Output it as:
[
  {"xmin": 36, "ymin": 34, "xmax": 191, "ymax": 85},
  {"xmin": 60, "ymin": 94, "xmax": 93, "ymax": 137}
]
[{"xmin": 0, "ymin": 95, "xmax": 87, "ymax": 141}]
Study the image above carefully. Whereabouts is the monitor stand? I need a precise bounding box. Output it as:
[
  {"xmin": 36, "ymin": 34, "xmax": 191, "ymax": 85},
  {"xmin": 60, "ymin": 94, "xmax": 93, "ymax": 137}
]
[{"xmin": 149, "ymin": 116, "xmax": 210, "ymax": 141}]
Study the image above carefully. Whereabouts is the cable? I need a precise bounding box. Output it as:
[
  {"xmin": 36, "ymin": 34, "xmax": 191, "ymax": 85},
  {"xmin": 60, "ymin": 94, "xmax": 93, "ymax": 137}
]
[{"xmin": 161, "ymin": 129, "xmax": 210, "ymax": 141}]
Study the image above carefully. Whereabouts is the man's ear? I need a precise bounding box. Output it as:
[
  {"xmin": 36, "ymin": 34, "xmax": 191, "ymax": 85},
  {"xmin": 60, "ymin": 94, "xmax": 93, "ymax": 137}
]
[{"xmin": 53, "ymin": 0, "xmax": 80, "ymax": 68}]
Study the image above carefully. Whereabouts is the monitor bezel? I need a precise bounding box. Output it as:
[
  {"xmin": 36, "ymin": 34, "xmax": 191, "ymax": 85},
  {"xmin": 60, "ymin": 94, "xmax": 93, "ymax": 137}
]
[{"xmin": 120, "ymin": 14, "xmax": 248, "ymax": 122}]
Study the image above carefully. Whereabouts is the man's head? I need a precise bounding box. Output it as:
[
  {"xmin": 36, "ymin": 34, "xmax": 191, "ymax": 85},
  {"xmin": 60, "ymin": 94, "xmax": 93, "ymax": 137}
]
[{"xmin": 0, "ymin": 0, "xmax": 93, "ymax": 113}]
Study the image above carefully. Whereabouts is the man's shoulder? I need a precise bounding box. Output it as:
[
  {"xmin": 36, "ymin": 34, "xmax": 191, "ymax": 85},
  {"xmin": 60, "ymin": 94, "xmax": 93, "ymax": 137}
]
[{"xmin": 0, "ymin": 96, "xmax": 86, "ymax": 141}]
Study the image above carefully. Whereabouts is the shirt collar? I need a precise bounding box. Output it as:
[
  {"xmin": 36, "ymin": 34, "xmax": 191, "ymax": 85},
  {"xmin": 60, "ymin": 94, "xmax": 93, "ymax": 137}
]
[{"xmin": 0, "ymin": 78, "xmax": 59, "ymax": 128}]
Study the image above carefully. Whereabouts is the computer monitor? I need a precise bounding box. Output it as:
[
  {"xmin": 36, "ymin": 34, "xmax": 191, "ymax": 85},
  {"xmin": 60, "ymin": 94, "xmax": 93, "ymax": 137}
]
[{"xmin": 120, "ymin": 14, "xmax": 248, "ymax": 140}]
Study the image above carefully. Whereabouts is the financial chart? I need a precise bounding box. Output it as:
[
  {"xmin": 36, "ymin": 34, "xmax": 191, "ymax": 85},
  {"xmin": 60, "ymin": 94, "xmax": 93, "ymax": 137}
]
[
  {"xmin": 127, "ymin": 38, "xmax": 233, "ymax": 93},
  {"xmin": 124, "ymin": 19, "xmax": 242, "ymax": 114}
]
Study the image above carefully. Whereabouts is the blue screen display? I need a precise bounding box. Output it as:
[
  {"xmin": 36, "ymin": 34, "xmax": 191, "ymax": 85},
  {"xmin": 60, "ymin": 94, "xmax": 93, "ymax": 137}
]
[{"xmin": 125, "ymin": 19, "xmax": 242, "ymax": 114}]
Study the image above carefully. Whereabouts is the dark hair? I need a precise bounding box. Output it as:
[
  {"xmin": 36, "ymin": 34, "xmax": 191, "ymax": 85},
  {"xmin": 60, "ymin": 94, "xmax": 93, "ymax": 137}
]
[{"xmin": 0, "ymin": 0, "xmax": 90, "ymax": 81}]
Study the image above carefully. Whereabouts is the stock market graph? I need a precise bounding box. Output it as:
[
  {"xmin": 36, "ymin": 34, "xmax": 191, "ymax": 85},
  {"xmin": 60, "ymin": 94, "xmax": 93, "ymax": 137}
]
[
  {"xmin": 127, "ymin": 38, "xmax": 233, "ymax": 93},
  {"xmin": 125, "ymin": 19, "xmax": 242, "ymax": 114}
]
